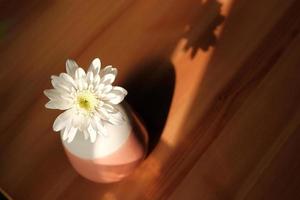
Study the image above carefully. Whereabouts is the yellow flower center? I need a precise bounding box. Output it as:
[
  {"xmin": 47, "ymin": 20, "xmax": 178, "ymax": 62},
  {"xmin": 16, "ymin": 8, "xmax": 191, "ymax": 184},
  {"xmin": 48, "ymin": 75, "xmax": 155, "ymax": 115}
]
[{"xmin": 77, "ymin": 90, "xmax": 97, "ymax": 112}]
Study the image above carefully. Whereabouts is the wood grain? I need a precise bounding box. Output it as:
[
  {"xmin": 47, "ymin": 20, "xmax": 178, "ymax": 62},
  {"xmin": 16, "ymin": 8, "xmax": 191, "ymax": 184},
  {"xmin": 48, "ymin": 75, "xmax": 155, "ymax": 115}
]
[{"xmin": 0, "ymin": 0, "xmax": 299, "ymax": 199}]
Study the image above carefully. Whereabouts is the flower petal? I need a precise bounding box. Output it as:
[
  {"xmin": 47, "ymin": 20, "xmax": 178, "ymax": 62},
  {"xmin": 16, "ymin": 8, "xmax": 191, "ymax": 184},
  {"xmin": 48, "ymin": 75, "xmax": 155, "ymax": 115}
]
[
  {"xmin": 86, "ymin": 71, "xmax": 94, "ymax": 85},
  {"xmin": 60, "ymin": 73, "xmax": 77, "ymax": 89},
  {"xmin": 88, "ymin": 58, "xmax": 101, "ymax": 75},
  {"xmin": 66, "ymin": 59, "xmax": 79, "ymax": 78},
  {"xmin": 45, "ymin": 99, "xmax": 72, "ymax": 110},
  {"xmin": 75, "ymin": 78, "xmax": 88, "ymax": 91},
  {"xmin": 75, "ymin": 67, "xmax": 86, "ymax": 80},
  {"xmin": 108, "ymin": 112, "xmax": 124, "ymax": 125},
  {"xmin": 67, "ymin": 127, "xmax": 78, "ymax": 143},
  {"xmin": 87, "ymin": 124, "xmax": 97, "ymax": 143},
  {"xmin": 102, "ymin": 103, "xmax": 119, "ymax": 113},
  {"xmin": 62, "ymin": 128, "xmax": 69, "ymax": 141},
  {"xmin": 44, "ymin": 89, "xmax": 61, "ymax": 100},
  {"xmin": 53, "ymin": 109, "xmax": 74, "ymax": 132},
  {"xmin": 103, "ymin": 86, "xmax": 127, "ymax": 104},
  {"xmin": 96, "ymin": 107, "xmax": 110, "ymax": 120},
  {"xmin": 112, "ymin": 86, "xmax": 128, "ymax": 95},
  {"xmin": 93, "ymin": 75, "xmax": 100, "ymax": 88},
  {"xmin": 100, "ymin": 66, "xmax": 117, "ymax": 85},
  {"xmin": 101, "ymin": 85, "xmax": 112, "ymax": 94},
  {"xmin": 92, "ymin": 115, "xmax": 108, "ymax": 136},
  {"xmin": 51, "ymin": 76, "xmax": 72, "ymax": 93},
  {"xmin": 71, "ymin": 113, "xmax": 85, "ymax": 129},
  {"xmin": 101, "ymin": 74, "xmax": 115, "ymax": 85},
  {"xmin": 100, "ymin": 65, "xmax": 117, "ymax": 77},
  {"xmin": 62, "ymin": 120, "xmax": 72, "ymax": 140}
]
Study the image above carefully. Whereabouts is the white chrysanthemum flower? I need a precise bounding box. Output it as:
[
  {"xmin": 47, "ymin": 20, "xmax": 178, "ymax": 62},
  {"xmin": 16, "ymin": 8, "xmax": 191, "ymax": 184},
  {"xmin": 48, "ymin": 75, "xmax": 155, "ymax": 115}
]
[{"xmin": 44, "ymin": 58, "xmax": 127, "ymax": 143}]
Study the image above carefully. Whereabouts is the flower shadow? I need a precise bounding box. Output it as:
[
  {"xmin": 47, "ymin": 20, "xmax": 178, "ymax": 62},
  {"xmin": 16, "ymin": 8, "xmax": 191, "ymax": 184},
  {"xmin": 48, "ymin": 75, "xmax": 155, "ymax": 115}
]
[
  {"xmin": 123, "ymin": 59, "xmax": 176, "ymax": 154},
  {"xmin": 183, "ymin": 0, "xmax": 225, "ymax": 57}
]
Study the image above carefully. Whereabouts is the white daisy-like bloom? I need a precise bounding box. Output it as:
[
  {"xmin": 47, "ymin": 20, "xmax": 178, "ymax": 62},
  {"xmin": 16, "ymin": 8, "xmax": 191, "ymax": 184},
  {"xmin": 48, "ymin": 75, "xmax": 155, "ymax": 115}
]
[{"xmin": 44, "ymin": 58, "xmax": 128, "ymax": 143}]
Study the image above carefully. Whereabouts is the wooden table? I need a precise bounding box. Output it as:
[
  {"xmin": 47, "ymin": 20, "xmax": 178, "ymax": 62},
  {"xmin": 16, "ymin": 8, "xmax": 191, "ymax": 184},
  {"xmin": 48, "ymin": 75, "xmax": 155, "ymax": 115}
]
[{"xmin": 0, "ymin": 0, "xmax": 300, "ymax": 199}]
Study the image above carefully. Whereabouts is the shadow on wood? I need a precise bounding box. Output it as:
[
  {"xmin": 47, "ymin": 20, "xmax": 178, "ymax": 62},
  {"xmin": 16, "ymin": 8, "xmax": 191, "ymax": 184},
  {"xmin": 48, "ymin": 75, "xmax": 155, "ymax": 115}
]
[{"xmin": 124, "ymin": 59, "xmax": 175, "ymax": 154}]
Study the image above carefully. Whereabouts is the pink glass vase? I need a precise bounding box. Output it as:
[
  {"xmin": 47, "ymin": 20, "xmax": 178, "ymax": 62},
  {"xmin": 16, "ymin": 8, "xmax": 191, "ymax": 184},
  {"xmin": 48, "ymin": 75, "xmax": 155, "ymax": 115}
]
[{"xmin": 61, "ymin": 104, "xmax": 148, "ymax": 183}]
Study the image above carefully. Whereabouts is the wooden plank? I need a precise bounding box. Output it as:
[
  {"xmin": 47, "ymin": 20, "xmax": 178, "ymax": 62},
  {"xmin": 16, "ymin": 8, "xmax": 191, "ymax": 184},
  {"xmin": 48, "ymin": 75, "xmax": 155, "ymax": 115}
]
[{"xmin": 0, "ymin": 0, "xmax": 299, "ymax": 199}]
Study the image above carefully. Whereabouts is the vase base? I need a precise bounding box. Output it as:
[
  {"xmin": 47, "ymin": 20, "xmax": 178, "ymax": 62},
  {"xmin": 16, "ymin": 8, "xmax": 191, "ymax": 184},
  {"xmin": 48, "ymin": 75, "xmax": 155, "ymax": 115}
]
[
  {"xmin": 66, "ymin": 152, "xmax": 144, "ymax": 183},
  {"xmin": 64, "ymin": 129, "xmax": 146, "ymax": 183}
]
